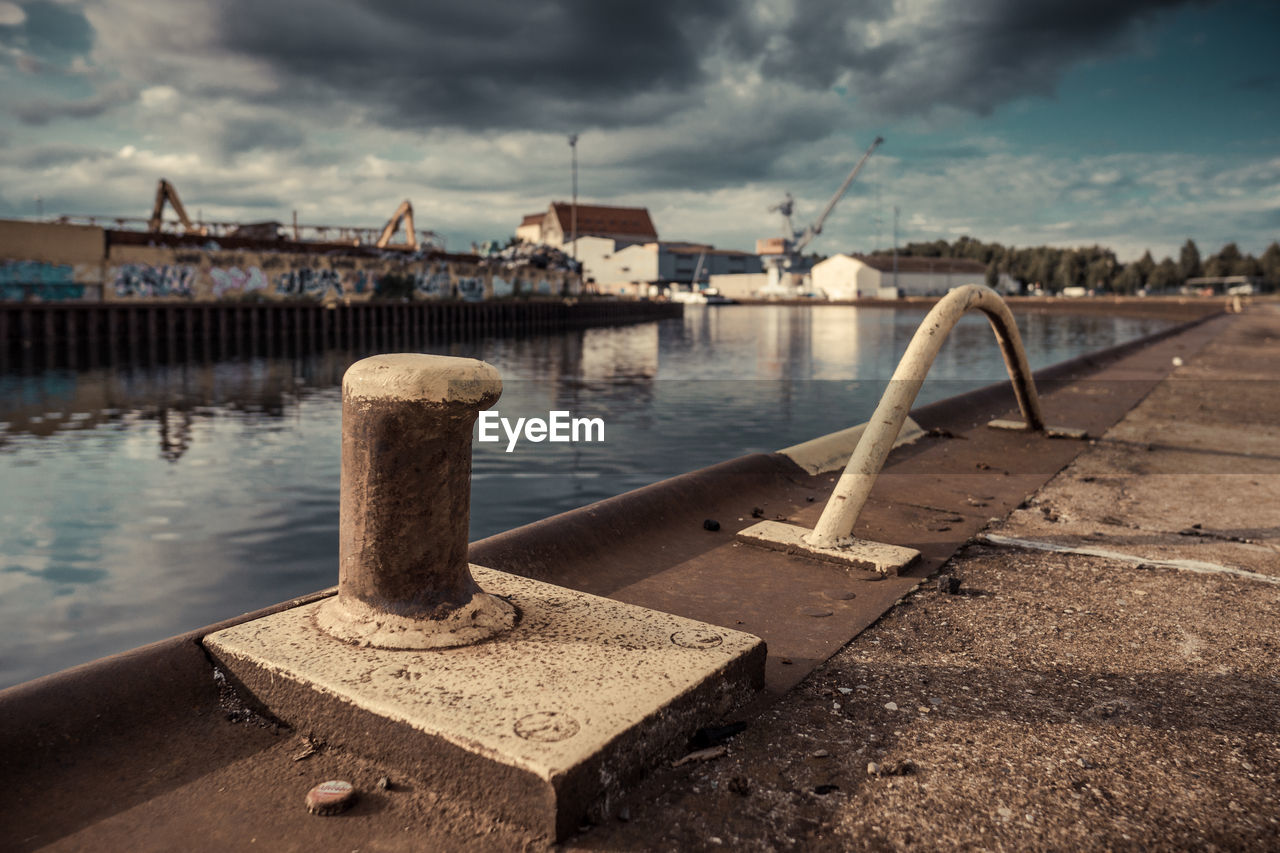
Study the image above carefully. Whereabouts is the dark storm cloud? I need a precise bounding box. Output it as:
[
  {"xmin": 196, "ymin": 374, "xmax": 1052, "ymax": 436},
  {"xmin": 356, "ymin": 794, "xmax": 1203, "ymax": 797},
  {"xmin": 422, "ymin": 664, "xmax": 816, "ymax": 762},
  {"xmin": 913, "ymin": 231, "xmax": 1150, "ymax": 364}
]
[
  {"xmin": 754, "ymin": 0, "xmax": 1212, "ymax": 116},
  {"xmin": 167, "ymin": 0, "xmax": 1211, "ymax": 130},
  {"xmin": 616, "ymin": 108, "xmax": 854, "ymax": 189},
  {"xmin": 211, "ymin": 0, "xmax": 736, "ymax": 130}
]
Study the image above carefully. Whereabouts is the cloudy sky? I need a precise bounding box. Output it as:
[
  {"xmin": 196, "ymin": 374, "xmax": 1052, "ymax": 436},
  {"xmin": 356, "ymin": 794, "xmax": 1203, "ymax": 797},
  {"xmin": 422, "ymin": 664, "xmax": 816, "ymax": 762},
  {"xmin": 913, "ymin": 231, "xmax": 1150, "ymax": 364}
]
[{"xmin": 0, "ymin": 0, "xmax": 1276, "ymax": 261}]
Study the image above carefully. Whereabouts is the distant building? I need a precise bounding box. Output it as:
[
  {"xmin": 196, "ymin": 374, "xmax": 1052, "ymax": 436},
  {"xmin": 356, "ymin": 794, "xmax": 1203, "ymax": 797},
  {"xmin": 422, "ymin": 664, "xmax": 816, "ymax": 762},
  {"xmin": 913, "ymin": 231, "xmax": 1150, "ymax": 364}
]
[
  {"xmin": 565, "ymin": 238, "xmax": 762, "ymax": 295},
  {"xmin": 709, "ymin": 272, "xmax": 807, "ymax": 300},
  {"xmin": 755, "ymin": 237, "xmax": 789, "ymax": 255},
  {"xmin": 516, "ymin": 203, "xmax": 658, "ymax": 249},
  {"xmin": 515, "ymin": 213, "xmax": 545, "ymax": 245},
  {"xmin": 667, "ymin": 244, "xmax": 762, "ymax": 284},
  {"xmin": 811, "ymin": 254, "xmax": 1008, "ymax": 299}
]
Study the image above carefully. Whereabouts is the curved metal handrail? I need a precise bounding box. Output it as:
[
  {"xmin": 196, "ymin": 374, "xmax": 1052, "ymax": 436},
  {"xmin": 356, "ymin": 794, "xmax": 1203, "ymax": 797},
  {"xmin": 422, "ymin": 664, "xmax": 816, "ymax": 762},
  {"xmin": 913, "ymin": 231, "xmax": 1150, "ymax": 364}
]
[{"xmin": 807, "ymin": 285, "xmax": 1046, "ymax": 548}]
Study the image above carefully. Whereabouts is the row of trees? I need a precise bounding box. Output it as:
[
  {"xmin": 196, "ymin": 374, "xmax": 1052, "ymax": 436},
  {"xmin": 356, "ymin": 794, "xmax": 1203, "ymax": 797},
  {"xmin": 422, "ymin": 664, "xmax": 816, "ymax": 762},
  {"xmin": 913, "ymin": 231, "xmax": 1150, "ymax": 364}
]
[{"xmin": 882, "ymin": 236, "xmax": 1280, "ymax": 294}]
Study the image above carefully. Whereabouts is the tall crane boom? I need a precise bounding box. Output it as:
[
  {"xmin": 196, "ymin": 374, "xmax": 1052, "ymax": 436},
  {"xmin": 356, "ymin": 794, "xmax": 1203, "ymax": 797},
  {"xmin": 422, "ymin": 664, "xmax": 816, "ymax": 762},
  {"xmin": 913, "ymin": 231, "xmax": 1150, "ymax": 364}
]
[
  {"xmin": 148, "ymin": 178, "xmax": 205, "ymax": 235},
  {"xmin": 375, "ymin": 199, "xmax": 418, "ymax": 250},
  {"xmin": 790, "ymin": 135, "xmax": 883, "ymax": 255},
  {"xmin": 758, "ymin": 136, "xmax": 883, "ymax": 297}
]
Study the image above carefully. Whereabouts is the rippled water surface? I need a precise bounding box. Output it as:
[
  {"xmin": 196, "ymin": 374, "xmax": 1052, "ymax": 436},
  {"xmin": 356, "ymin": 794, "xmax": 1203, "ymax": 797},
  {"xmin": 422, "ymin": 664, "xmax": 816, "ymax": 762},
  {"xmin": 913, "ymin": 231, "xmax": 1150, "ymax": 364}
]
[{"xmin": 0, "ymin": 304, "xmax": 1172, "ymax": 687}]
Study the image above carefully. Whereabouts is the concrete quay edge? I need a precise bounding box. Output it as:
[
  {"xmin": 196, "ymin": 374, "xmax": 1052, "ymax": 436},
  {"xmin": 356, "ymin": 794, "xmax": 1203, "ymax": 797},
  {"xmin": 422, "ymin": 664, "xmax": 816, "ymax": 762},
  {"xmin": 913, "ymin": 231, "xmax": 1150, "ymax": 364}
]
[{"xmin": 3, "ymin": 305, "xmax": 1265, "ymax": 851}]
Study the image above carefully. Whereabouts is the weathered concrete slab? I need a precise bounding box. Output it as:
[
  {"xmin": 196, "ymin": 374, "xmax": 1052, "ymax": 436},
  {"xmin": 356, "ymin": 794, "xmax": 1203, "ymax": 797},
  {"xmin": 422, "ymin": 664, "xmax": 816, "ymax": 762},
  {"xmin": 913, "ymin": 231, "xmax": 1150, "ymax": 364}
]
[
  {"xmin": 204, "ymin": 566, "xmax": 765, "ymax": 840},
  {"xmin": 572, "ymin": 308, "xmax": 1280, "ymax": 852},
  {"xmin": 578, "ymin": 540, "xmax": 1280, "ymax": 852},
  {"xmin": 991, "ymin": 476, "xmax": 1280, "ymax": 577},
  {"xmin": 992, "ymin": 367, "xmax": 1280, "ymax": 559}
]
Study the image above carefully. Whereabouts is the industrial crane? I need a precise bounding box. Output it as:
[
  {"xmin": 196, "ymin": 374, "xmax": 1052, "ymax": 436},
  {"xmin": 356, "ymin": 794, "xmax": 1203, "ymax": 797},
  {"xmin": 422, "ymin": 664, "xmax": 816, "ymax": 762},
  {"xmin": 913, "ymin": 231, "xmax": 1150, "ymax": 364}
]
[
  {"xmin": 761, "ymin": 135, "xmax": 883, "ymax": 294},
  {"xmin": 375, "ymin": 199, "xmax": 418, "ymax": 250},
  {"xmin": 147, "ymin": 178, "xmax": 206, "ymax": 235}
]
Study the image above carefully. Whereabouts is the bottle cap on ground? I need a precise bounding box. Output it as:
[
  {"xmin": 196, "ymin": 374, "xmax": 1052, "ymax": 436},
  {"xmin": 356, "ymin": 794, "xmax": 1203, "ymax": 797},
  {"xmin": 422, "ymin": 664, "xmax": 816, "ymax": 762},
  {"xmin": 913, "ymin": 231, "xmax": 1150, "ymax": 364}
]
[{"xmin": 305, "ymin": 780, "xmax": 357, "ymax": 816}]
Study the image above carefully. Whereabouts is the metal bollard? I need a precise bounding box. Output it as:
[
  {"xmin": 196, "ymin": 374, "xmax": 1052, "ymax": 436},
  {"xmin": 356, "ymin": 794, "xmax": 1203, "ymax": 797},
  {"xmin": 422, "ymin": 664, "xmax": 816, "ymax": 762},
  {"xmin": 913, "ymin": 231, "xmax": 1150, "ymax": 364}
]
[{"xmin": 315, "ymin": 353, "xmax": 516, "ymax": 649}]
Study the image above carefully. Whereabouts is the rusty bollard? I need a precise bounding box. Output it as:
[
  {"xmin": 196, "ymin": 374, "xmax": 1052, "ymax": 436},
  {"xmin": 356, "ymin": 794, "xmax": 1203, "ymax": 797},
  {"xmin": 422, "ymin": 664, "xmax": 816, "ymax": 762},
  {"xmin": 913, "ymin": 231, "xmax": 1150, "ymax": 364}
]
[{"xmin": 315, "ymin": 354, "xmax": 516, "ymax": 648}]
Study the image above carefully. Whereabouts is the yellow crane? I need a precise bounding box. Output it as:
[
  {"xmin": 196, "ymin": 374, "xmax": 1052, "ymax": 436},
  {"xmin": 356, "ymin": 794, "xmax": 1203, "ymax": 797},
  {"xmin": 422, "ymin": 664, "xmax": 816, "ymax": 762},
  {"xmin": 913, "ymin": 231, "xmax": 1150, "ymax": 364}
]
[
  {"xmin": 147, "ymin": 178, "xmax": 206, "ymax": 235},
  {"xmin": 375, "ymin": 199, "xmax": 418, "ymax": 250}
]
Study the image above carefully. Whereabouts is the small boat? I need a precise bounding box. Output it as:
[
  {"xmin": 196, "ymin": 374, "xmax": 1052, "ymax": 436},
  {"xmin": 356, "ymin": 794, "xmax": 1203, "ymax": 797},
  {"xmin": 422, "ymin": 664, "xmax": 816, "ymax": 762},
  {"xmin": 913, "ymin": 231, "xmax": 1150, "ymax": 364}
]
[{"xmin": 670, "ymin": 287, "xmax": 736, "ymax": 305}]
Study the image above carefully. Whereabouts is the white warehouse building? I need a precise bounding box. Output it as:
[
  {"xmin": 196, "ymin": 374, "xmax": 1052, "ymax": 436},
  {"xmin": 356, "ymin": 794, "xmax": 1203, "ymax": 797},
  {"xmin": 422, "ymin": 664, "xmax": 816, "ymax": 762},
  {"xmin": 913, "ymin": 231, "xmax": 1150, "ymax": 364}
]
[
  {"xmin": 565, "ymin": 238, "xmax": 761, "ymax": 296},
  {"xmin": 812, "ymin": 254, "xmax": 1012, "ymax": 299}
]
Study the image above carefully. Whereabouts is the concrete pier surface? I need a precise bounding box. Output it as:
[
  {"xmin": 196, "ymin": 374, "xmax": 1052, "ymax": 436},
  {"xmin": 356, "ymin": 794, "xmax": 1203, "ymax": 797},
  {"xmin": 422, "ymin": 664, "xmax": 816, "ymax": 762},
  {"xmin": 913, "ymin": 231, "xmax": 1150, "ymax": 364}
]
[
  {"xmin": 2, "ymin": 303, "xmax": 1276, "ymax": 851},
  {"xmin": 577, "ymin": 305, "xmax": 1280, "ymax": 851}
]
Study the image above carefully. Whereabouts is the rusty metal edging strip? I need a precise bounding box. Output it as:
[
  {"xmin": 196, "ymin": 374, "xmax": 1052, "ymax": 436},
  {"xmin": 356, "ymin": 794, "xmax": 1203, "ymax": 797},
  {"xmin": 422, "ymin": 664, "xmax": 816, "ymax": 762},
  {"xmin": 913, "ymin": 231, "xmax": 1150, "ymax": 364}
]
[{"xmin": 0, "ymin": 586, "xmax": 335, "ymax": 786}]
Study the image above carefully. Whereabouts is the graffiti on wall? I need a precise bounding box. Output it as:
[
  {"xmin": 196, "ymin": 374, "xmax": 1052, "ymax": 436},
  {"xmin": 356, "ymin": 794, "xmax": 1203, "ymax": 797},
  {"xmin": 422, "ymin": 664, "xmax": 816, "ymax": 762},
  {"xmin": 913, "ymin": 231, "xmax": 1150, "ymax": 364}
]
[
  {"xmin": 112, "ymin": 264, "xmax": 196, "ymax": 299},
  {"xmin": 412, "ymin": 265, "xmax": 450, "ymax": 298},
  {"xmin": 346, "ymin": 269, "xmax": 369, "ymax": 295},
  {"xmin": 272, "ymin": 267, "xmax": 371, "ymax": 299},
  {"xmin": 457, "ymin": 276, "xmax": 485, "ymax": 302},
  {"xmin": 0, "ymin": 260, "xmax": 84, "ymax": 301},
  {"xmin": 275, "ymin": 268, "xmax": 344, "ymax": 299},
  {"xmin": 210, "ymin": 266, "xmax": 269, "ymax": 298},
  {"xmin": 98, "ymin": 248, "xmax": 569, "ymax": 302}
]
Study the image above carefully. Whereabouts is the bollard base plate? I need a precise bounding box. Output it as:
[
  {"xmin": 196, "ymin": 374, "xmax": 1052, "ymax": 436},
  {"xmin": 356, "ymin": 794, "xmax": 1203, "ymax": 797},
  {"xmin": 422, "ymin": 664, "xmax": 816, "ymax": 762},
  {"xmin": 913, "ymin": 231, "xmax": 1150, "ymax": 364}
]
[
  {"xmin": 204, "ymin": 565, "xmax": 765, "ymax": 841},
  {"xmin": 315, "ymin": 589, "xmax": 517, "ymax": 649},
  {"xmin": 987, "ymin": 418, "xmax": 1089, "ymax": 440},
  {"xmin": 736, "ymin": 519, "xmax": 921, "ymax": 575}
]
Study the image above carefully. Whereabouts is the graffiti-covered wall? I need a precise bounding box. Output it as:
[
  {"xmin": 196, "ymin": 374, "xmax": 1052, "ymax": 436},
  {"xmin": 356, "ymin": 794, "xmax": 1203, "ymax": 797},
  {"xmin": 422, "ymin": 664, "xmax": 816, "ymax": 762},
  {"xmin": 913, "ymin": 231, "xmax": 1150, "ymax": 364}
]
[
  {"xmin": 0, "ymin": 221, "xmax": 106, "ymax": 301},
  {"xmin": 0, "ymin": 218, "xmax": 579, "ymax": 302},
  {"xmin": 102, "ymin": 245, "xmax": 578, "ymax": 303},
  {"xmin": 101, "ymin": 244, "xmax": 576, "ymax": 300},
  {"xmin": 0, "ymin": 260, "xmax": 95, "ymax": 302}
]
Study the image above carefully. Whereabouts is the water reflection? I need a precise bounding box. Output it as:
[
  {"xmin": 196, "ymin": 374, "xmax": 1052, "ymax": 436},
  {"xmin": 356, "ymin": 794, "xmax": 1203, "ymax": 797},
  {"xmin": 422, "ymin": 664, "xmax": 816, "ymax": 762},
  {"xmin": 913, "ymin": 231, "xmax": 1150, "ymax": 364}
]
[{"xmin": 0, "ymin": 305, "xmax": 1172, "ymax": 688}]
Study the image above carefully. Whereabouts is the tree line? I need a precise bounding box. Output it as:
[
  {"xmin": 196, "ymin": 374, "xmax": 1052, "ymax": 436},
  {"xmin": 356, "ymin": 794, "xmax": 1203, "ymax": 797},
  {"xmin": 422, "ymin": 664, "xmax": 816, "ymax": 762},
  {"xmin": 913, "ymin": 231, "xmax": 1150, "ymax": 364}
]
[{"xmin": 879, "ymin": 236, "xmax": 1280, "ymax": 294}]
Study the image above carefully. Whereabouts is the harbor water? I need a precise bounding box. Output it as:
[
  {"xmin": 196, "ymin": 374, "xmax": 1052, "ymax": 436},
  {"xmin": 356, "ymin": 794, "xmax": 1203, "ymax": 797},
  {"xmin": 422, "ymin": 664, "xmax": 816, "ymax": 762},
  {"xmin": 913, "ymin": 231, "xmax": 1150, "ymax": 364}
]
[{"xmin": 0, "ymin": 304, "xmax": 1173, "ymax": 688}]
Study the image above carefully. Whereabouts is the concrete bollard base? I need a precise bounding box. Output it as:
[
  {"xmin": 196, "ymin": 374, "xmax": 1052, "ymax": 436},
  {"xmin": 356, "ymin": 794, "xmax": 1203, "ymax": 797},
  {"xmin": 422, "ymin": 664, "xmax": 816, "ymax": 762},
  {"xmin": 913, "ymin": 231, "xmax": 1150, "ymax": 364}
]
[
  {"xmin": 204, "ymin": 565, "xmax": 766, "ymax": 840},
  {"xmin": 315, "ymin": 588, "xmax": 516, "ymax": 649}
]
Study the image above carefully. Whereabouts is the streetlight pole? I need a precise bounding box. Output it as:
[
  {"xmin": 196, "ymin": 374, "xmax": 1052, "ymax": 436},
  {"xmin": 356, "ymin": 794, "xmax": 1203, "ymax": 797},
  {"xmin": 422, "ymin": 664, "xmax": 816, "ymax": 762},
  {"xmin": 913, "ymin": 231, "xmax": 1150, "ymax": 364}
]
[
  {"xmin": 568, "ymin": 134, "xmax": 578, "ymax": 264},
  {"xmin": 874, "ymin": 184, "xmax": 882, "ymax": 252},
  {"xmin": 892, "ymin": 206, "xmax": 899, "ymax": 292}
]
